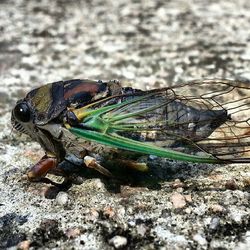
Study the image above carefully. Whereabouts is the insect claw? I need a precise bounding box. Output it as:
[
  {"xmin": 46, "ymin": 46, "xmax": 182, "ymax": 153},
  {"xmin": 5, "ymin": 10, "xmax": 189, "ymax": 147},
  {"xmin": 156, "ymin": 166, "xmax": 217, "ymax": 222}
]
[{"xmin": 83, "ymin": 156, "xmax": 113, "ymax": 177}]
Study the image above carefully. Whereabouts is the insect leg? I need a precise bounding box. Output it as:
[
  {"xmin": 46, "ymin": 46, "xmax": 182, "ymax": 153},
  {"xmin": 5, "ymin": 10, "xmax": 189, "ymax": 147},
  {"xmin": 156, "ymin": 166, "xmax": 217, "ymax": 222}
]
[
  {"xmin": 110, "ymin": 159, "xmax": 149, "ymax": 172},
  {"xmin": 27, "ymin": 155, "xmax": 58, "ymax": 181},
  {"xmin": 83, "ymin": 155, "xmax": 113, "ymax": 177}
]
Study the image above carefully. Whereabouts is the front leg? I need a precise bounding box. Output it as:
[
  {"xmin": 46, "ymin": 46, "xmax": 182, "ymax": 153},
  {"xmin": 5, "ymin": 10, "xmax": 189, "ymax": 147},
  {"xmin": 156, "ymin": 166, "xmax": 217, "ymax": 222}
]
[
  {"xmin": 83, "ymin": 154, "xmax": 149, "ymax": 177},
  {"xmin": 83, "ymin": 155, "xmax": 113, "ymax": 177},
  {"xmin": 111, "ymin": 159, "xmax": 149, "ymax": 172},
  {"xmin": 27, "ymin": 155, "xmax": 58, "ymax": 181}
]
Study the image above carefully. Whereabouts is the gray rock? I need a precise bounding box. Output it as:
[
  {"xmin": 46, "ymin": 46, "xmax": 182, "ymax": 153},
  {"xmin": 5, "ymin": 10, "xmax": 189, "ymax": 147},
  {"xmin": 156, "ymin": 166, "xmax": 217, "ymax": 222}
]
[
  {"xmin": 109, "ymin": 235, "xmax": 128, "ymax": 249},
  {"xmin": 55, "ymin": 192, "xmax": 69, "ymax": 206}
]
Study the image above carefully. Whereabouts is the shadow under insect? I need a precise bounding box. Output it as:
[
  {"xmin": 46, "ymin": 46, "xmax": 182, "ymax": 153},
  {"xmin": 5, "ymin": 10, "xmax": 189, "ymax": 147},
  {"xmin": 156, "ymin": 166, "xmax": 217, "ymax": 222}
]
[{"xmin": 46, "ymin": 154, "xmax": 220, "ymax": 193}]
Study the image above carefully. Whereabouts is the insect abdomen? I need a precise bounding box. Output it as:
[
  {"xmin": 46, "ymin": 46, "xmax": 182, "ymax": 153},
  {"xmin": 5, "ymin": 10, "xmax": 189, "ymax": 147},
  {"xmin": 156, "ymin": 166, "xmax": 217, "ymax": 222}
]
[{"xmin": 165, "ymin": 101, "xmax": 229, "ymax": 141}]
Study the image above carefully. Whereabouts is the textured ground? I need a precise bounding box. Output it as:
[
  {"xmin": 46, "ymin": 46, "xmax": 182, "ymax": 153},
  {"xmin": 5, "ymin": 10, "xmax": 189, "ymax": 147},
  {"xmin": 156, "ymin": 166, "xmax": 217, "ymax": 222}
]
[{"xmin": 1, "ymin": 0, "xmax": 250, "ymax": 249}]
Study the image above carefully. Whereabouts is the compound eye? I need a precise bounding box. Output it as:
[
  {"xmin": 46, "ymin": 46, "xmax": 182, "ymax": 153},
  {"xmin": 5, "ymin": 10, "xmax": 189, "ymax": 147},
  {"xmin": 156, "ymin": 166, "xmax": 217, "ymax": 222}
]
[{"xmin": 13, "ymin": 102, "xmax": 31, "ymax": 122}]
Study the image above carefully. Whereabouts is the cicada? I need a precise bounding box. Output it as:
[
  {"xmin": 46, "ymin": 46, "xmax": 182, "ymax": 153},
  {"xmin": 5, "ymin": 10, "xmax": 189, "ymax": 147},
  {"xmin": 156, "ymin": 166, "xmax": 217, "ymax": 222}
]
[{"xmin": 11, "ymin": 79, "xmax": 250, "ymax": 181}]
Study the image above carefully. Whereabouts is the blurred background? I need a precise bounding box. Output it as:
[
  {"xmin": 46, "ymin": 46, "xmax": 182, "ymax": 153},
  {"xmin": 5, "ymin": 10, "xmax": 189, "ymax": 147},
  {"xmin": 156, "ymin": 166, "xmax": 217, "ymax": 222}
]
[
  {"xmin": 1, "ymin": 0, "xmax": 250, "ymax": 97},
  {"xmin": 1, "ymin": 1, "xmax": 250, "ymax": 249}
]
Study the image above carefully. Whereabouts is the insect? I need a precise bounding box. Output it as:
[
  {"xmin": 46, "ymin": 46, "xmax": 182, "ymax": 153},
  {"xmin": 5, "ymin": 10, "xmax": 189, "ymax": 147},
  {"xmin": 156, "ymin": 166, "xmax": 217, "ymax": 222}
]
[{"xmin": 11, "ymin": 79, "xmax": 250, "ymax": 181}]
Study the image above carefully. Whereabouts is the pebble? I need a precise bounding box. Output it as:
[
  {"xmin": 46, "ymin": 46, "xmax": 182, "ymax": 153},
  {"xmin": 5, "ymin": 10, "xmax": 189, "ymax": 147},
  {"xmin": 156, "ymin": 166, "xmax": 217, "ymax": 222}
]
[
  {"xmin": 66, "ymin": 228, "xmax": 81, "ymax": 239},
  {"xmin": 136, "ymin": 224, "xmax": 147, "ymax": 236},
  {"xmin": 230, "ymin": 211, "xmax": 243, "ymax": 223},
  {"xmin": 209, "ymin": 217, "xmax": 220, "ymax": 230},
  {"xmin": 185, "ymin": 207, "xmax": 192, "ymax": 214},
  {"xmin": 55, "ymin": 191, "xmax": 69, "ymax": 206},
  {"xmin": 170, "ymin": 192, "xmax": 186, "ymax": 209},
  {"xmin": 184, "ymin": 194, "xmax": 192, "ymax": 203},
  {"xmin": 91, "ymin": 178, "xmax": 106, "ymax": 190},
  {"xmin": 171, "ymin": 179, "xmax": 185, "ymax": 188},
  {"xmin": 116, "ymin": 206, "xmax": 126, "ymax": 219},
  {"xmin": 193, "ymin": 234, "xmax": 208, "ymax": 246},
  {"xmin": 86, "ymin": 208, "xmax": 99, "ymax": 221},
  {"xmin": 103, "ymin": 206, "xmax": 115, "ymax": 218},
  {"xmin": 17, "ymin": 240, "xmax": 30, "ymax": 250},
  {"xmin": 109, "ymin": 235, "xmax": 128, "ymax": 249},
  {"xmin": 210, "ymin": 204, "xmax": 224, "ymax": 213}
]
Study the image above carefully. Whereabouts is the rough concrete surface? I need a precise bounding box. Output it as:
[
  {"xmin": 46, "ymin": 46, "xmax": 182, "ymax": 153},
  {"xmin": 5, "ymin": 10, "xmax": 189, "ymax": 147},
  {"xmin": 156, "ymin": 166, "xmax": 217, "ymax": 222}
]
[{"xmin": 0, "ymin": 0, "xmax": 250, "ymax": 249}]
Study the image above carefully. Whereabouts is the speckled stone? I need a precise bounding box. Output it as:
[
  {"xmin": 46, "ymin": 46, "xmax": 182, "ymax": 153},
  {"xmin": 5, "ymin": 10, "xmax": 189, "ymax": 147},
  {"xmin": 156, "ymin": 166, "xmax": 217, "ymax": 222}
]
[{"xmin": 1, "ymin": 0, "xmax": 250, "ymax": 249}]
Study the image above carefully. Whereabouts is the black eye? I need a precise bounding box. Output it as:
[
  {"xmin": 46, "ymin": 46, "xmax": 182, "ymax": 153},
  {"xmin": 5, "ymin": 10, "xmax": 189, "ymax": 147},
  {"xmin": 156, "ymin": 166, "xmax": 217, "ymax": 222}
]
[{"xmin": 13, "ymin": 102, "xmax": 31, "ymax": 122}]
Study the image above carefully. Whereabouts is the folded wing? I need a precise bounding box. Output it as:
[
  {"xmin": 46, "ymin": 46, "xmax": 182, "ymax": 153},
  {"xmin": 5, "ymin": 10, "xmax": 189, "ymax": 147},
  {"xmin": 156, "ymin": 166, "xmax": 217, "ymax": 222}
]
[{"xmin": 69, "ymin": 79, "xmax": 250, "ymax": 163}]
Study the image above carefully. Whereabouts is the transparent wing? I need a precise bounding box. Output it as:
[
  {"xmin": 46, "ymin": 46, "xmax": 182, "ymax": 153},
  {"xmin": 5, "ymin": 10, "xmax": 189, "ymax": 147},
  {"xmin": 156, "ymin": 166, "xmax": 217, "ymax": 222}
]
[
  {"xmin": 69, "ymin": 79, "xmax": 250, "ymax": 163},
  {"xmin": 169, "ymin": 79, "xmax": 250, "ymax": 161}
]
